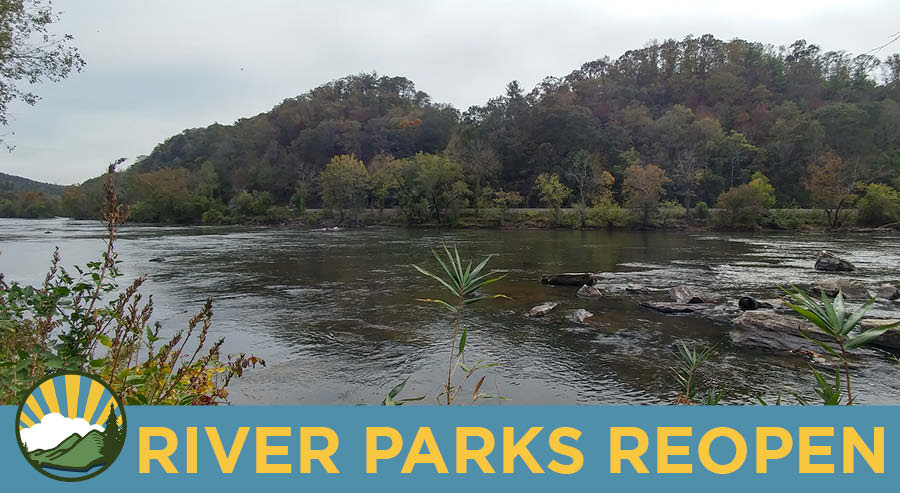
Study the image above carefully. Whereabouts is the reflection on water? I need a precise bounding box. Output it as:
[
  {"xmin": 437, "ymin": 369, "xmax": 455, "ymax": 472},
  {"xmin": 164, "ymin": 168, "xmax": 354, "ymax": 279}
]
[{"xmin": 2, "ymin": 218, "xmax": 900, "ymax": 405}]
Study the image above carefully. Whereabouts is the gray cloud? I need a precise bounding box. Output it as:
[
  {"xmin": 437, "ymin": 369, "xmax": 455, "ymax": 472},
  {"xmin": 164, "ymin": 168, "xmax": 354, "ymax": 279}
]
[{"xmin": 0, "ymin": 0, "xmax": 897, "ymax": 184}]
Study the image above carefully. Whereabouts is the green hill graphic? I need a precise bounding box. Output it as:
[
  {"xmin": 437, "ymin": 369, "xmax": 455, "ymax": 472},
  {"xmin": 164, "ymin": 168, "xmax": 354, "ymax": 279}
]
[{"xmin": 28, "ymin": 430, "xmax": 106, "ymax": 472}]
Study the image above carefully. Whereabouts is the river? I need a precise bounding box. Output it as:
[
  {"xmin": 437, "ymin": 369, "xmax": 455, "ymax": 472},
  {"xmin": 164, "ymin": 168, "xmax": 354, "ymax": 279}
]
[{"xmin": 2, "ymin": 217, "xmax": 899, "ymax": 405}]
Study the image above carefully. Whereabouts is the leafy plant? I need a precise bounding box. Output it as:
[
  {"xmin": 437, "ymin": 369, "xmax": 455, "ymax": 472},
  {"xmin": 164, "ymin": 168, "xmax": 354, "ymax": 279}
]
[
  {"xmin": 0, "ymin": 161, "xmax": 263, "ymax": 405},
  {"xmin": 381, "ymin": 376, "xmax": 425, "ymax": 406},
  {"xmin": 412, "ymin": 244, "xmax": 509, "ymax": 405},
  {"xmin": 670, "ymin": 341, "xmax": 719, "ymax": 404},
  {"xmin": 810, "ymin": 366, "xmax": 842, "ymax": 405},
  {"xmin": 783, "ymin": 287, "xmax": 900, "ymax": 405}
]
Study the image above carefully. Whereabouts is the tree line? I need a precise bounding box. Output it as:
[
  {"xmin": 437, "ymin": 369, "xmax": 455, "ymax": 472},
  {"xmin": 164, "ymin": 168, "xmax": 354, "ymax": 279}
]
[{"xmin": 4, "ymin": 34, "xmax": 900, "ymax": 228}]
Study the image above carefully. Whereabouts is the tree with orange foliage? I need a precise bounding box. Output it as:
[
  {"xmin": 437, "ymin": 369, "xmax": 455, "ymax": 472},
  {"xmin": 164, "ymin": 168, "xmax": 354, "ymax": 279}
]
[{"xmin": 806, "ymin": 153, "xmax": 862, "ymax": 229}]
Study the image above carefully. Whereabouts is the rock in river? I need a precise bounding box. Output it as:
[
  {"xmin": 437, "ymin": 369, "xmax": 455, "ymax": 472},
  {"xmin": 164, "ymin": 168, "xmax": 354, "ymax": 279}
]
[
  {"xmin": 573, "ymin": 309, "xmax": 594, "ymax": 324},
  {"xmin": 541, "ymin": 273, "xmax": 594, "ymax": 286},
  {"xmin": 860, "ymin": 319, "xmax": 900, "ymax": 349},
  {"xmin": 738, "ymin": 296, "xmax": 774, "ymax": 311},
  {"xmin": 625, "ymin": 284, "xmax": 652, "ymax": 295},
  {"xmin": 814, "ymin": 251, "xmax": 855, "ymax": 272},
  {"xmin": 730, "ymin": 311, "xmax": 832, "ymax": 352},
  {"xmin": 527, "ymin": 302, "xmax": 558, "ymax": 317},
  {"xmin": 669, "ymin": 285, "xmax": 705, "ymax": 304},
  {"xmin": 876, "ymin": 284, "xmax": 900, "ymax": 300},
  {"xmin": 813, "ymin": 279, "xmax": 870, "ymax": 300},
  {"xmin": 576, "ymin": 284, "xmax": 602, "ymax": 297}
]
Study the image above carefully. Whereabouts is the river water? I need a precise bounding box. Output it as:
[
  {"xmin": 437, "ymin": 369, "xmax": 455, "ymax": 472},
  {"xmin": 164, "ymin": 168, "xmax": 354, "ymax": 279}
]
[{"xmin": 2, "ymin": 218, "xmax": 900, "ymax": 405}]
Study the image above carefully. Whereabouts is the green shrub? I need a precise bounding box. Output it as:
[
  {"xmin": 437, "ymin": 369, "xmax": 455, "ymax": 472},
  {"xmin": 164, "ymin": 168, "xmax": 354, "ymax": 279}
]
[
  {"xmin": 715, "ymin": 183, "xmax": 764, "ymax": 228},
  {"xmin": 694, "ymin": 201, "xmax": 710, "ymax": 220},
  {"xmin": 587, "ymin": 200, "xmax": 629, "ymax": 228},
  {"xmin": 856, "ymin": 183, "xmax": 900, "ymax": 226},
  {"xmin": 264, "ymin": 206, "xmax": 290, "ymax": 224},
  {"xmin": 659, "ymin": 200, "xmax": 685, "ymax": 227}
]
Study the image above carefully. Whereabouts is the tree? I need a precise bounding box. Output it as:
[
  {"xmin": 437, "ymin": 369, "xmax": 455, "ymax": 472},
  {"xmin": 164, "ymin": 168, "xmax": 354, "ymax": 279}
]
[
  {"xmin": 566, "ymin": 149, "xmax": 604, "ymax": 226},
  {"xmin": 806, "ymin": 154, "xmax": 860, "ymax": 229},
  {"xmin": 289, "ymin": 179, "xmax": 310, "ymax": 214},
  {"xmin": 0, "ymin": 0, "xmax": 85, "ymax": 142},
  {"xmin": 719, "ymin": 131, "xmax": 757, "ymax": 188},
  {"xmin": 623, "ymin": 164, "xmax": 669, "ymax": 227},
  {"xmin": 413, "ymin": 152, "xmax": 464, "ymax": 223},
  {"xmin": 320, "ymin": 154, "xmax": 370, "ymax": 223},
  {"xmin": 856, "ymin": 183, "xmax": 900, "ymax": 226},
  {"xmin": 534, "ymin": 173, "xmax": 571, "ymax": 224},
  {"xmin": 101, "ymin": 406, "xmax": 124, "ymax": 463},
  {"xmin": 715, "ymin": 184, "xmax": 765, "ymax": 228},
  {"xmin": 748, "ymin": 171, "xmax": 776, "ymax": 208},
  {"xmin": 446, "ymin": 126, "xmax": 500, "ymax": 214}
]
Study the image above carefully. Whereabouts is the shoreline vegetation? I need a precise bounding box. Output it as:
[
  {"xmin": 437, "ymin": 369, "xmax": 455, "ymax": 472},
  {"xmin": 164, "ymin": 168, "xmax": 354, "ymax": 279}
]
[{"xmin": 0, "ymin": 164, "xmax": 264, "ymax": 407}]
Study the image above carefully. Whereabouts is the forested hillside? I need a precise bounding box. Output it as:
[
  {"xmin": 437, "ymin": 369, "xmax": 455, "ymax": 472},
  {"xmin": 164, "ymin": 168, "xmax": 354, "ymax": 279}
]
[
  {"xmin": 6, "ymin": 34, "xmax": 900, "ymax": 226},
  {"xmin": 0, "ymin": 172, "xmax": 63, "ymax": 195}
]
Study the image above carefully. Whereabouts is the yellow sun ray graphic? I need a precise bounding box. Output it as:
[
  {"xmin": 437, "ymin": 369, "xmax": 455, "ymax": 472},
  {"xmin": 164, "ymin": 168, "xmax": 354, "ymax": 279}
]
[
  {"xmin": 38, "ymin": 378, "xmax": 61, "ymax": 414},
  {"xmin": 82, "ymin": 379, "xmax": 106, "ymax": 424},
  {"xmin": 19, "ymin": 412, "xmax": 35, "ymax": 428},
  {"xmin": 65, "ymin": 373, "xmax": 80, "ymax": 419},
  {"xmin": 24, "ymin": 394, "xmax": 45, "ymax": 421}
]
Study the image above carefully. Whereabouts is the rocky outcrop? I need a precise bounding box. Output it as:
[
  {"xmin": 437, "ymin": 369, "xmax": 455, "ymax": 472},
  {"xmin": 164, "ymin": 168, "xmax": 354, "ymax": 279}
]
[
  {"xmin": 876, "ymin": 284, "xmax": 900, "ymax": 300},
  {"xmin": 527, "ymin": 302, "xmax": 558, "ymax": 317},
  {"xmin": 814, "ymin": 251, "xmax": 855, "ymax": 272},
  {"xmin": 860, "ymin": 319, "xmax": 900, "ymax": 349},
  {"xmin": 730, "ymin": 311, "xmax": 832, "ymax": 352},
  {"xmin": 625, "ymin": 284, "xmax": 652, "ymax": 295},
  {"xmin": 576, "ymin": 284, "xmax": 602, "ymax": 297},
  {"xmin": 641, "ymin": 301, "xmax": 700, "ymax": 313},
  {"xmin": 573, "ymin": 309, "xmax": 594, "ymax": 324},
  {"xmin": 540, "ymin": 273, "xmax": 593, "ymax": 286},
  {"xmin": 641, "ymin": 302, "xmax": 734, "ymax": 322},
  {"xmin": 813, "ymin": 279, "xmax": 871, "ymax": 300},
  {"xmin": 669, "ymin": 285, "xmax": 705, "ymax": 304}
]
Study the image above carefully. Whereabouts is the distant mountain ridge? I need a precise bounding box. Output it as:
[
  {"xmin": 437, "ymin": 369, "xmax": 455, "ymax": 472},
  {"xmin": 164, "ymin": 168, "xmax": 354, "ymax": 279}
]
[{"xmin": 0, "ymin": 172, "xmax": 65, "ymax": 195}]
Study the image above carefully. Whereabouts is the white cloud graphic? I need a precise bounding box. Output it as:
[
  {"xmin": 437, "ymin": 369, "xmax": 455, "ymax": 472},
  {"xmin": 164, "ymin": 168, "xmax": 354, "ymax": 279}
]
[{"xmin": 20, "ymin": 413, "xmax": 105, "ymax": 452}]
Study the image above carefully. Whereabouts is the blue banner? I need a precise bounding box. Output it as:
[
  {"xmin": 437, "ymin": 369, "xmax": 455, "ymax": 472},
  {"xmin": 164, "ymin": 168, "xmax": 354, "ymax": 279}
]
[{"xmin": 2, "ymin": 405, "xmax": 891, "ymax": 491}]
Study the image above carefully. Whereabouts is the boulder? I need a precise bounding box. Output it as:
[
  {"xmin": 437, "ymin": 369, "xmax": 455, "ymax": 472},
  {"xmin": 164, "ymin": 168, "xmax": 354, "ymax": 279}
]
[
  {"xmin": 814, "ymin": 251, "xmax": 855, "ymax": 272},
  {"xmin": 625, "ymin": 284, "xmax": 652, "ymax": 295},
  {"xmin": 730, "ymin": 311, "xmax": 832, "ymax": 352},
  {"xmin": 576, "ymin": 284, "xmax": 602, "ymax": 298},
  {"xmin": 149, "ymin": 257, "xmax": 165, "ymax": 263},
  {"xmin": 876, "ymin": 284, "xmax": 900, "ymax": 300},
  {"xmin": 738, "ymin": 296, "xmax": 774, "ymax": 311},
  {"xmin": 813, "ymin": 279, "xmax": 871, "ymax": 300},
  {"xmin": 669, "ymin": 285, "xmax": 705, "ymax": 304},
  {"xmin": 572, "ymin": 309, "xmax": 594, "ymax": 324},
  {"xmin": 860, "ymin": 319, "xmax": 900, "ymax": 349},
  {"xmin": 527, "ymin": 302, "xmax": 558, "ymax": 317},
  {"xmin": 540, "ymin": 273, "xmax": 594, "ymax": 286},
  {"xmin": 641, "ymin": 301, "xmax": 706, "ymax": 314},
  {"xmin": 738, "ymin": 296, "xmax": 758, "ymax": 311}
]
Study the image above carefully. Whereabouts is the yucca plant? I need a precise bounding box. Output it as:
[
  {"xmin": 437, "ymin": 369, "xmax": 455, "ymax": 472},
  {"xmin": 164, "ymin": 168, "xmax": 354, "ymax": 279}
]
[
  {"xmin": 783, "ymin": 287, "xmax": 900, "ymax": 405},
  {"xmin": 413, "ymin": 244, "xmax": 508, "ymax": 405}
]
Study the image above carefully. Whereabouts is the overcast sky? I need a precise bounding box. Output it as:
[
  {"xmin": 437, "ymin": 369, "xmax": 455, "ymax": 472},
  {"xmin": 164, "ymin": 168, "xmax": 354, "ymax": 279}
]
[{"xmin": 1, "ymin": 0, "xmax": 898, "ymax": 185}]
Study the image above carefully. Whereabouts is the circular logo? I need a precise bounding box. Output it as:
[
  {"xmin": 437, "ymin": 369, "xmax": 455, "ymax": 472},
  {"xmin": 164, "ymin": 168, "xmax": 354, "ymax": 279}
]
[{"xmin": 14, "ymin": 372, "xmax": 127, "ymax": 482}]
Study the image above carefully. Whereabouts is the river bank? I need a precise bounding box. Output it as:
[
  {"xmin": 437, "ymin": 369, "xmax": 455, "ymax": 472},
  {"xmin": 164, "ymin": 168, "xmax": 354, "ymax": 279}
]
[{"xmin": 240, "ymin": 207, "xmax": 862, "ymax": 233}]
